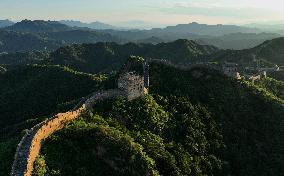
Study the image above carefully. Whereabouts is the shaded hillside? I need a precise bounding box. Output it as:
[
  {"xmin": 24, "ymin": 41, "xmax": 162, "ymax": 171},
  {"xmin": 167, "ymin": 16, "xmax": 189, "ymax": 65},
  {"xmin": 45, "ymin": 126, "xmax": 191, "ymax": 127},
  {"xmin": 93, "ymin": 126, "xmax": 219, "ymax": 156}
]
[
  {"xmin": 0, "ymin": 65, "xmax": 107, "ymax": 129},
  {"xmin": 196, "ymin": 33, "xmax": 281, "ymax": 50},
  {"xmin": 0, "ymin": 19, "xmax": 14, "ymax": 28},
  {"xmin": 210, "ymin": 37, "xmax": 284, "ymax": 65},
  {"xmin": 252, "ymin": 37, "xmax": 284, "ymax": 64},
  {"xmin": 50, "ymin": 39, "xmax": 218, "ymax": 73},
  {"xmin": 103, "ymin": 22, "xmax": 261, "ymax": 42},
  {"xmin": 36, "ymin": 62, "xmax": 284, "ymax": 176},
  {"xmin": 0, "ymin": 20, "xmax": 124, "ymax": 53},
  {"xmin": 150, "ymin": 62, "xmax": 284, "ymax": 176},
  {"xmin": 255, "ymin": 77, "xmax": 284, "ymax": 100},
  {"xmin": 269, "ymin": 70, "xmax": 284, "ymax": 81},
  {"xmin": 38, "ymin": 95, "xmax": 224, "ymax": 176},
  {"xmin": 0, "ymin": 29, "xmax": 122, "ymax": 53},
  {"xmin": 42, "ymin": 30, "xmax": 122, "ymax": 44},
  {"xmin": 5, "ymin": 20, "xmax": 72, "ymax": 33},
  {"xmin": 0, "ymin": 30, "xmax": 61, "ymax": 52},
  {"xmin": 0, "ymin": 51, "xmax": 50, "ymax": 65},
  {"xmin": 137, "ymin": 36, "xmax": 165, "ymax": 44},
  {"xmin": 0, "ymin": 65, "xmax": 110, "ymax": 175}
]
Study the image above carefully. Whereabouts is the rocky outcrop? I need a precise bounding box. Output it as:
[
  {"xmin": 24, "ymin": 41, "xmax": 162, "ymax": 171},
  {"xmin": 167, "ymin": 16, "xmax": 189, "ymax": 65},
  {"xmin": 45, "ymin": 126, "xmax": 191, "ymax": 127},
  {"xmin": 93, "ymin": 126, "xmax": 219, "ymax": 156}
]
[{"xmin": 11, "ymin": 89, "xmax": 124, "ymax": 176}]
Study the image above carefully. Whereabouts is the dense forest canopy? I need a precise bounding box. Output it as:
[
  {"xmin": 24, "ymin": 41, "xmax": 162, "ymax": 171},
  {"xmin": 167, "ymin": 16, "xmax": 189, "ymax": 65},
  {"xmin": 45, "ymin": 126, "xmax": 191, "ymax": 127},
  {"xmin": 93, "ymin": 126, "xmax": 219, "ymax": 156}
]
[
  {"xmin": 0, "ymin": 65, "xmax": 110, "ymax": 174},
  {"xmin": 0, "ymin": 29, "xmax": 284, "ymax": 175},
  {"xmin": 31, "ymin": 62, "xmax": 284, "ymax": 176}
]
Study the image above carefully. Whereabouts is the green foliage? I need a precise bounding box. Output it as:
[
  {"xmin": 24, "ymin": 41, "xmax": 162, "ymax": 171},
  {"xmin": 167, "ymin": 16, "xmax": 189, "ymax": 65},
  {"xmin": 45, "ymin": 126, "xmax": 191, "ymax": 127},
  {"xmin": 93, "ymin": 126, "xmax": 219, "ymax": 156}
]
[
  {"xmin": 255, "ymin": 77, "xmax": 284, "ymax": 100},
  {"xmin": 42, "ymin": 94, "xmax": 223, "ymax": 176},
  {"xmin": 119, "ymin": 56, "xmax": 145, "ymax": 76},
  {"xmin": 33, "ymin": 155, "xmax": 47, "ymax": 176},
  {"xmin": 95, "ymin": 95, "xmax": 170, "ymax": 134},
  {"xmin": 128, "ymin": 55, "xmax": 145, "ymax": 63},
  {"xmin": 49, "ymin": 40, "xmax": 218, "ymax": 73},
  {"xmin": 38, "ymin": 62, "xmax": 284, "ymax": 176},
  {"xmin": 2, "ymin": 51, "xmax": 284, "ymax": 176},
  {"xmin": 209, "ymin": 37, "xmax": 284, "ymax": 66},
  {"xmin": 0, "ymin": 30, "xmax": 61, "ymax": 53},
  {"xmin": 0, "ymin": 64, "xmax": 106, "ymax": 129},
  {"xmin": 40, "ymin": 119, "xmax": 158, "ymax": 176},
  {"xmin": 0, "ymin": 65, "xmax": 109, "ymax": 176},
  {"xmin": 150, "ymin": 62, "xmax": 284, "ymax": 176},
  {"xmin": 0, "ymin": 50, "xmax": 50, "ymax": 65}
]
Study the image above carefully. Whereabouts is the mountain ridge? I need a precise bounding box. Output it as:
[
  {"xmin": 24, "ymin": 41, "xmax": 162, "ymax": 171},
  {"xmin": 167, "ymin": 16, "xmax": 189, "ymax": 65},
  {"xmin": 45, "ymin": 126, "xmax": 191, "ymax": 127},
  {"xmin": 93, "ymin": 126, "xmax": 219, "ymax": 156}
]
[
  {"xmin": 5, "ymin": 20, "xmax": 73, "ymax": 33},
  {"xmin": 60, "ymin": 20, "xmax": 118, "ymax": 30}
]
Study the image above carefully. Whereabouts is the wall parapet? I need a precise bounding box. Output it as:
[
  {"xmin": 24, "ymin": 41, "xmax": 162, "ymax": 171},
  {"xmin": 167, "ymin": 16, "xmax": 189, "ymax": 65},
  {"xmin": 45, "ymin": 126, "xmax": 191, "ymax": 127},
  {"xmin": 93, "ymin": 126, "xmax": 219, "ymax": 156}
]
[{"xmin": 11, "ymin": 89, "xmax": 124, "ymax": 176}]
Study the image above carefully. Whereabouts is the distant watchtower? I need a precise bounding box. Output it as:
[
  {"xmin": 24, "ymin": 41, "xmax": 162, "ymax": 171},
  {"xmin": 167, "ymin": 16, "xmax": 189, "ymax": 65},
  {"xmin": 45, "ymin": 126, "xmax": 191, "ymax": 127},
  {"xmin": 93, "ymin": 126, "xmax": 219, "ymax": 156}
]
[
  {"xmin": 222, "ymin": 62, "xmax": 241, "ymax": 79},
  {"xmin": 118, "ymin": 56, "xmax": 149, "ymax": 100}
]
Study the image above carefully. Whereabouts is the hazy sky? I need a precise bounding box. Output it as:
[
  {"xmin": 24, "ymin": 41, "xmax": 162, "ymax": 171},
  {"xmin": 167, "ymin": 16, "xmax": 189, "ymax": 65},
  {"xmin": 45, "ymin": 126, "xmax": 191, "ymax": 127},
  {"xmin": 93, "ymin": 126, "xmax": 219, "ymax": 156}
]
[{"xmin": 1, "ymin": 0, "xmax": 284, "ymax": 27}]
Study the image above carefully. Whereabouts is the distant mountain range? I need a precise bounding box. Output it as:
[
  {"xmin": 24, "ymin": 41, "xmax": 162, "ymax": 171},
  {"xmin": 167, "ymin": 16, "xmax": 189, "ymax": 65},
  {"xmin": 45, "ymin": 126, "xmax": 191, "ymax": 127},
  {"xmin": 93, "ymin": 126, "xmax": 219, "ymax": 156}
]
[
  {"xmin": 196, "ymin": 32, "xmax": 282, "ymax": 50},
  {"xmin": 0, "ymin": 20, "xmax": 122, "ymax": 53},
  {"xmin": 0, "ymin": 39, "xmax": 218, "ymax": 73},
  {"xmin": 101, "ymin": 22, "xmax": 266, "ymax": 41},
  {"xmin": 1, "ymin": 19, "xmax": 284, "ymax": 52},
  {"xmin": 150, "ymin": 22, "xmax": 261, "ymax": 36},
  {"xmin": 3, "ymin": 36, "xmax": 284, "ymax": 73},
  {"xmin": 209, "ymin": 37, "xmax": 284, "ymax": 65},
  {"xmin": 4, "ymin": 20, "xmax": 73, "ymax": 33},
  {"xmin": 60, "ymin": 20, "xmax": 118, "ymax": 30},
  {"xmin": 0, "ymin": 19, "xmax": 14, "ymax": 28},
  {"xmin": 244, "ymin": 23, "xmax": 284, "ymax": 31}
]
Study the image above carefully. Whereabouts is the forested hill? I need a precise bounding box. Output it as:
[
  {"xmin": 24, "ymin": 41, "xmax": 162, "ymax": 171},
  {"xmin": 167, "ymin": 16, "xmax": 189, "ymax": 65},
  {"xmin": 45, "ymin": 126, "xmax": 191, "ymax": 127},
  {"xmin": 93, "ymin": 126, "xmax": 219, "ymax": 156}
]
[
  {"xmin": 4, "ymin": 20, "xmax": 73, "ymax": 33},
  {"xmin": 50, "ymin": 39, "xmax": 219, "ymax": 73},
  {"xmin": 255, "ymin": 77, "xmax": 284, "ymax": 100},
  {"xmin": 0, "ymin": 65, "xmax": 109, "ymax": 174},
  {"xmin": 209, "ymin": 37, "xmax": 284, "ymax": 65},
  {"xmin": 0, "ymin": 30, "xmax": 61, "ymax": 52},
  {"xmin": 30, "ymin": 61, "xmax": 284, "ymax": 176},
  {"xmin": 0, "ymin": 30, "xmax": 122, "ymax": 53},
  {"xmin": 0, "ymin": 20, "xmax": 122, "ymax": 53},
  {"xmin": 0, "ymin": 65, "xmax": 107, "ymax": 129}
]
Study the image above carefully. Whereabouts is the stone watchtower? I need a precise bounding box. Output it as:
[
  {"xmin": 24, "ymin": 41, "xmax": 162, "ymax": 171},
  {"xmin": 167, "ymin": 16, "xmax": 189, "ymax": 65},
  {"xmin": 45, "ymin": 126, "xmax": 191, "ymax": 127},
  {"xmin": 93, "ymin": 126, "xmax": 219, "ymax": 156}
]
[
  {"xmin": 222, "ymin": 62, "xmax": 241, "ymax": 80},
  {"xmin": 118, "ymin": 56, "xmax": 149, "ymax": 100}
]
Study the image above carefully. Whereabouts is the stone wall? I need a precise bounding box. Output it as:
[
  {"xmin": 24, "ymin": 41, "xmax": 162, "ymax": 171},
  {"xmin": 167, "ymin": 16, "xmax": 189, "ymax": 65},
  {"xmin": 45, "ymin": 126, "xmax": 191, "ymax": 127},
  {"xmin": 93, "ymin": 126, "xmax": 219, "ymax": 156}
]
[
  {"xmin": 11, "ymin": 89, "xmax": 124, "ymax": 176},
  {"xmin": 249, "ymin": 75, "xmax": 261, "ymax": 83},
  {"xmin": 118, "ymin": 72, "xmax": 145, "ymax": 101}
]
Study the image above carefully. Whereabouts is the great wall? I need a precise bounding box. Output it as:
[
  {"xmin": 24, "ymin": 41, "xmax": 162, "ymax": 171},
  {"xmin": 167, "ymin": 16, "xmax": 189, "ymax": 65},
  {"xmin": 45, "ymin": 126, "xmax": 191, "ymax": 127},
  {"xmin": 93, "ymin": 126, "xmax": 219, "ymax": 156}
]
[
  {"xmin": 11, "ymin": 89, "xmax": 124, "ymax": 176},
  {"xmin": 10, "ymin": 59, "xmax": 280, "ymax": 176}
]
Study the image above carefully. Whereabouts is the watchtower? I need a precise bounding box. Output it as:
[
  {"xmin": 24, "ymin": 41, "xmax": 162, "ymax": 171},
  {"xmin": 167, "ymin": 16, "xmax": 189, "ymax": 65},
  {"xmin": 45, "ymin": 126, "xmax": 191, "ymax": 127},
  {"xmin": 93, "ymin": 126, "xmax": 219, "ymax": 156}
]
[
  {"xmin": 118, "ymin": 72, "xmax": 145, "ymax": 100},
  {"xmin": 118, "ymin": 56, "xmax": 149, "ymax": 100},
  {"xmin": 222, "ymin": 62, "xmax": 241, "ymax": 79}
]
